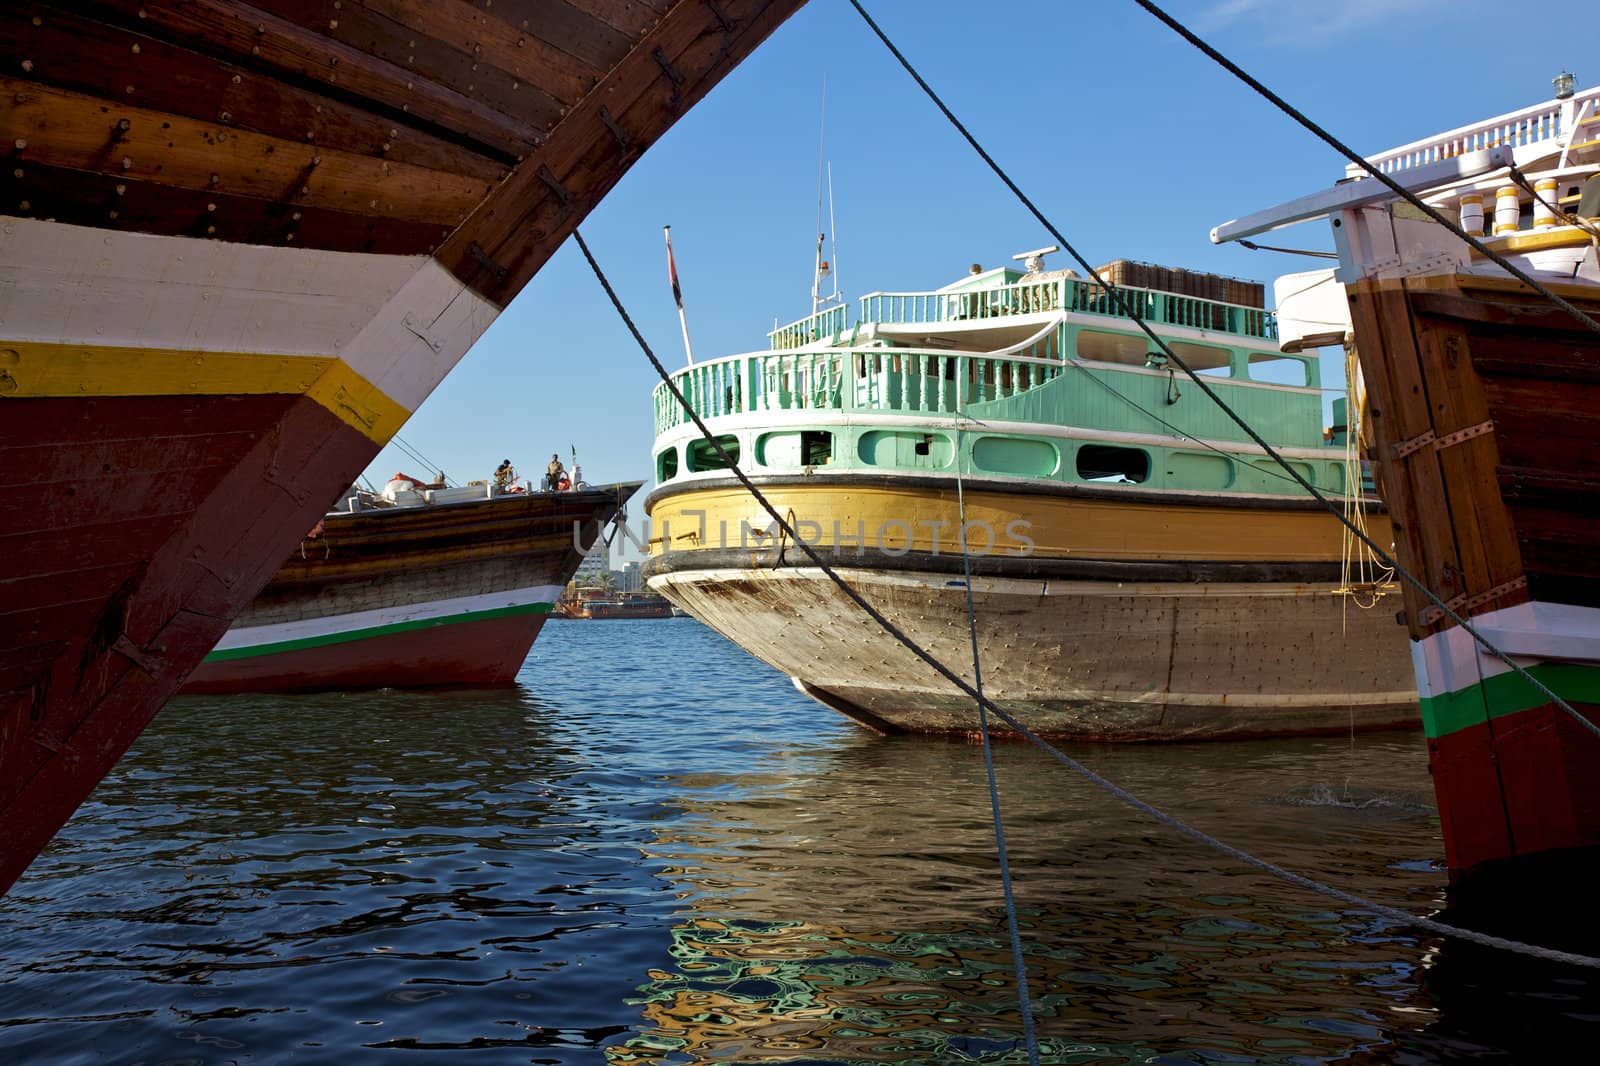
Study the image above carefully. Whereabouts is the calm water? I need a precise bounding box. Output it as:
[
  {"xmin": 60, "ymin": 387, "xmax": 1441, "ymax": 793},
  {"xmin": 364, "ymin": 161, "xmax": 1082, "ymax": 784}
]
[{"xmin": 4, "ymin": 619, "xmax": 1599, "ymax": 1064}]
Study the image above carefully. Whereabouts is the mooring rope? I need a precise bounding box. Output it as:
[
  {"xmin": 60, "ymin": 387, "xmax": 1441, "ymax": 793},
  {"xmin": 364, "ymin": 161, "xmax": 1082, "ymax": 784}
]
[
  {"xmin": 1125, "ymin": 0, "xmax": 1600, "ymax": 340},
  {"xmin": 572, "ymin": 230, "xmax": 1600, "ymax": 974},
  {"xmin": 954, "ymin": 419, "xmax": 1041, "ymax": 1064},
  {"xmin": 843, "ymin": 0, "xmax": 1600, "ymax": 744}
]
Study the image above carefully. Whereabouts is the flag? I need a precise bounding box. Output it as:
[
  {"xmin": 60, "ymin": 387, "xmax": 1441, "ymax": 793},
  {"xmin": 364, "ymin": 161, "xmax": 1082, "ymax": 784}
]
[{"xmin": 665, "ymin": 226, "xmax": 683, "ymax": 310}]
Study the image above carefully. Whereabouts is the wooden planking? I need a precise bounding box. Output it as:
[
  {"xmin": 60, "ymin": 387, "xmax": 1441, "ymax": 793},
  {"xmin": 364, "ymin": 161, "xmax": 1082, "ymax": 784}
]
[
  {"xmin": 1408, "ymin": 287, "xmax": 1600, "ymax": 611},
  {"xmin": 240, "ymin": 554, "xmax": 573, "ymax": 625},
  {"xmin": 1349, "ymin": 278, "xmax": 1475, "ymax": 637},
  {"xmin": 78, "ymin": 0, "xmax": 542, "ymax": 157},
  {"xmin": 1, "ymin": 393, "xmax": 375, "ymax": 895},
  {"xmin": 439, "ymin": 0, "xmax": 806, "ymax": 306},
  {"xmin": 7, "ymin": 3, "xmax": 509, "ymax": 179},
  {"xmin": 3, "ymin": 160, "xmax": 452, "ymax": 254},
  {"xmin": 367, "ymin": 0, "xmax": 613, "ymax": 102},
  {"xmin": 4, "ymin": 77, "xmax": 490, "ymax": 226},
  {"xmin": 1410, "ymin": 316, "xmax": 1524, "ymax": 619},
  {"xmin": 246, "ymin": 0, "xmax": 574, "ymax": 127},
  {"xmin": 504, "ymin": 0, "xmax": 667, "ymax": 39}
]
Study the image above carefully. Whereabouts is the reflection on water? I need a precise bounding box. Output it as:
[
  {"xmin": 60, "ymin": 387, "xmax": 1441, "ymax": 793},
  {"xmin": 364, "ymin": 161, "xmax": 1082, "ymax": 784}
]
[
  {"xmin": 607, "ymin": 728, "xmax": 1447, "ymax": 1064},
  {"xmin": 1, "ymin": 620, "xmax": 1598, "ymax": 1063}
]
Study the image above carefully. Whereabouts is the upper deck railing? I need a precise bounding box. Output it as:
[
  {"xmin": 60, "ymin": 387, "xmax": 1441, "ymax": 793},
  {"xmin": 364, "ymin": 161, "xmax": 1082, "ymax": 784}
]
[
  {"xmin": 652, "ymin": 346, "xmax": 1071, "ymax": 437},
  {"xmin": 1349, "ymin": 84, "xmax": 1600, "ymax": 177},
  {"xmin": 768, "ymin": 304, "xmax": 850, "ymax": 350},
  {"xmin": 859, "ymin": 276, "xmax": 1277, "ymax": 342}
]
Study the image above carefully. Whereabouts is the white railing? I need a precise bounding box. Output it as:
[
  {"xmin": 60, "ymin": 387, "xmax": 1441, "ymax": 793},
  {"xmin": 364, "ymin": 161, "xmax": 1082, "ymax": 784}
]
[{"xmin": 1351, "ymin": 85, "xmax": 1600, "ymax": 177}]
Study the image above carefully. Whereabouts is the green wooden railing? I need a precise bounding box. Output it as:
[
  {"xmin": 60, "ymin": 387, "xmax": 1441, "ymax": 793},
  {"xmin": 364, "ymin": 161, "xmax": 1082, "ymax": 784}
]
[
  {"xmin": 858, "ymin": 277, "xmax": 1277, "ymax": 341},
  {"xmin": 767, "ymin": 305, "xmax": 850, "ymax": 350},
  {"xmin": 654, "ymin": 347, "xmax": 1068, "ymax": 435}
]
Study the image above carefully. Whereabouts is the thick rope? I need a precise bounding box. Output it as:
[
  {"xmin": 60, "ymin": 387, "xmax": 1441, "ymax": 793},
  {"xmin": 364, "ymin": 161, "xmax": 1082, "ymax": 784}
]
[
  {"xmin": 843, "ymin": 0, "xmax": 1600, "ymax": 743},
  {"xmin": 1126, "ymin": 0, "xmax": 1600, "ymax": 340},
  {"xmin": 955, "ymin": 422, "xmax": 1041, "ymax": 1063},
  {"xmin": 572, "ymin": 229, "xmax": 1600, "ymax": 971}
]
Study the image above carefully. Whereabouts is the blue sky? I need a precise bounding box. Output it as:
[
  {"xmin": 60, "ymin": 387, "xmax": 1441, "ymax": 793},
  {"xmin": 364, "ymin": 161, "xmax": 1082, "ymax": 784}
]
[{"xmin": 360, "ymin": 0, "xmax": 1570, "ymax": 560}]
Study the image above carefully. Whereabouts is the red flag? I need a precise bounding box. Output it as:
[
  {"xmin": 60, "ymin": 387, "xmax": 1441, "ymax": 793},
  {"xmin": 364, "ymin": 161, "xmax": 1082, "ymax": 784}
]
[{"xmin": 665, "ymin": 227, "xmax": 683, "ymax": 310}]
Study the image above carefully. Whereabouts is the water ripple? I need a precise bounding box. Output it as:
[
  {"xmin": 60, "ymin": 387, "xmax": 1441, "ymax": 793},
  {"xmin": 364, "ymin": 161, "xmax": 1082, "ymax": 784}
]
[{"xmin": 2, "ymin": 620, "xmax": 1597, "ymax": 1063}]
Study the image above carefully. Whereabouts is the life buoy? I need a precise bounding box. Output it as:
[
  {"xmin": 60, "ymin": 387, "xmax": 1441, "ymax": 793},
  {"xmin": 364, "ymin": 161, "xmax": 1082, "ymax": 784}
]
[{"xmin": 557, "ymin": 474, "xmax": 570, "ymax": 491}]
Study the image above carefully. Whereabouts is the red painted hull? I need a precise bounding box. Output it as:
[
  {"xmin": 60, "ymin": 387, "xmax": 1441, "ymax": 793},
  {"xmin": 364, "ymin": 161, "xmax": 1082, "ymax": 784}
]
[
  {"xmin": 180, "ymin": 611, "xmax": 548, "ymax": 694},
  {"xmin": 1429, "ymin": 700, "xmax": 1600, "ymax": 874},
  {"xmin": 1, "ymin": 394, "xmax": 373, "ymax": 893}
]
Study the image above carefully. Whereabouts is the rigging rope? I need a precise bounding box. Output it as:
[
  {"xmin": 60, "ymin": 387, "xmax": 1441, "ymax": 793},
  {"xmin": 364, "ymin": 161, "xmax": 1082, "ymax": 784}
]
[
  {"xmin": 954, "ymin": 419, "xmax": 1041, "ymax": 1064},
  {"xmin": 572, "ymin": 229, "xmax": 1600, "ymax": 973},
  {"xmin": 843, "ymin": 0, "xmax": 1600, "ymax": 744},
  {"xmin": 1125, "ymin": 0, "xmax": 1600, "ymax": 340}
]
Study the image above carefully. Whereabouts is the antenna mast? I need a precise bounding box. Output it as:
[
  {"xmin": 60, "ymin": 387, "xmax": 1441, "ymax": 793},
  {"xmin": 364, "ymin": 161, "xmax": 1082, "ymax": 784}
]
[
  {"xmin": 826, "ymin": 161, "xmax": 841, "ymax": 307},
  {"xmin": 812, "ymin": 74, "xmax": 827, "ymax": 317}
]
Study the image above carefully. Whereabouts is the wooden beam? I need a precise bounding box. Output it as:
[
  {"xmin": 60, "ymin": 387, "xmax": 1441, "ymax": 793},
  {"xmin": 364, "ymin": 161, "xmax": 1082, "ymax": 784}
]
[
  {"xmin": 10, "ymin": 3, "xmax": 510, "ymax": 177},
  {"xmin": 438, "ymin": 0, "xmax": 806, "ymax": 306},
  {"xmin": 78, "ymin": 0, "xmax": 542, "ymax": 156}
]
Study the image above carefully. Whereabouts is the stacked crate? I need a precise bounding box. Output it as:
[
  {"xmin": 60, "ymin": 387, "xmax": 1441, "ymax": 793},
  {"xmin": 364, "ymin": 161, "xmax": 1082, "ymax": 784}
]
[{"xmin": 1094, "ymin": 260, "xmax": 1266, "ymax": 333}]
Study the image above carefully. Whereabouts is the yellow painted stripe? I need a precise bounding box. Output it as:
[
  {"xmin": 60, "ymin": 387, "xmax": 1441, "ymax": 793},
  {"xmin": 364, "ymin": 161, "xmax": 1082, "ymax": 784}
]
[
  {"xmin": 0, "ymin": 340, "xmax": 407, "ymax": 445},
  {"xmin": 647, "ymin": 481, "xmax": 1384, "ymax": 563},
  {"xmin": 305, "ymin": 360, "xmax": 411, "ymax": 445}
]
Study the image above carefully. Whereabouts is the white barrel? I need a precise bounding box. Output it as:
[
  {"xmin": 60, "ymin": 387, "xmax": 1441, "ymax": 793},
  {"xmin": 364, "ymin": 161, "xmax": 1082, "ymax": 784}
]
[
  {"xmin": 1493, "ymin": 186, "xmax": 1521, "ymax": 235},
  {"xmin": 1459, "ymin": 194, "xmax": 1485, "ymax": 236},
  {"xmin": 1533, "ymin": 178, "xmax": 1559, "ymax": 229}
]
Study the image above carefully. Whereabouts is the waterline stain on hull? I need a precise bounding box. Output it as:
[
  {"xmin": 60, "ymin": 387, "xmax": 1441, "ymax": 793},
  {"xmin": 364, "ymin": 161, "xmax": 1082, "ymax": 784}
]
[{"xmin": 649, "ymin": 562, "xmax": 1416, "ymax": 741}]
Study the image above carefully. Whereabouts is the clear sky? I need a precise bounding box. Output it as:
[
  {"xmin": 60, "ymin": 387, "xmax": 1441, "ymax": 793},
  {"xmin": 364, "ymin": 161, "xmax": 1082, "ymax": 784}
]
[{"xmin": 359, "ymin": 0, "xmax": 1573, "ymax": 562}]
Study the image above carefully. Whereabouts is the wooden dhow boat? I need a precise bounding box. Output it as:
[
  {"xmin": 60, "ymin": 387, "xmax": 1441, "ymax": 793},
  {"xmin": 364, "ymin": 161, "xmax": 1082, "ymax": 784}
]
[
  {"xmin": 181, "ymin": 478, "xmax": 639, "ymax": 693},
  {"xmin": 0, "ymin": 0, "xmax": 807, "ymax": 894},
  {"xmin": 643, "ymin": 254, "xmax": 1416, "ymax": 740},
  {"xmin": 1214, "ymin": 76, "xmax": 1600, "ymax": 877}
]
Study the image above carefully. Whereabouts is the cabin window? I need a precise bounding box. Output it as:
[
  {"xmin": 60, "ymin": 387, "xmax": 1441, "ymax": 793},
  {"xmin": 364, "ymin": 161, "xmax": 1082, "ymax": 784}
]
[
  {"xmin": 657, "ymin": 447, "xmax": 679, "ymax": 482},
  {"xmin": 687, "ymin": 434, "xmax": 740, "ymax": 472},
  {"xmin": 756, "ymin": 430, "xmax": 834, "ymax": 467},
  {"xmin": 1077, "ymin": 444, "xmax": 1150, "ymax": 484},
  {"xmin": 973, "ymin": 436, "xmax": 1059, "ymax": 477},
  {"xmin": 1250, "ymin": 459, "xmax": 1315, "ymax": 486},
  {"xmin": 1168, "ymin": 341, "xmax": 1233, "ymax": 376},
  {"xmin": 1246, "ymin": 352, "xmax": 1314, "ymax": 387},
  {"xmin": 859, "ymin": 429, "xmax": 953, "ymax": 468},
  {"xmin": 1075, "ymin": 329, "xmax": 1147, "ymax": 365},
  {"xmin": 803, "ymin": 430, "xmax": 834, "ymax": 465},
  {"xmin": 1166, "ymin": 452, "xmax": 1233, "ymax": 490}
]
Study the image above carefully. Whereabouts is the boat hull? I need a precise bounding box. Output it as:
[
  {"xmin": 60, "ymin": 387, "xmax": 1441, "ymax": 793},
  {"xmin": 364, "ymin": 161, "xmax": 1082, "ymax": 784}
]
[
  {"xmin": 182, "ymin": 605, "xmax": 549, "ymax": 694},
  {"xmin": 645, "ymin": 475, "xmax": 1416, "ymax": 740},
  {"xmin": 1344, "ymin": 266, "xmax": 1600, "ymax": 877},
  {"xmin": 182, "ymin": 486, "xmax": 635, "ymax": 694},
  {"xmin": 0, "ymin": 0, "xmax": 808, "ymax": 894},
  {"xmin": 651, "ymin": 564, "xmax": 1415, "ymax": 740}
]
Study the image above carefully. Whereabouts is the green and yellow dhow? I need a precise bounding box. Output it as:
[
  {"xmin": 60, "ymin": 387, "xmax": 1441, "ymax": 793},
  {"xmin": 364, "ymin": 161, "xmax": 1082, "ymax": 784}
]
[{"xmin": 644, "ymin": 250, "xmax": 1414, "ymax": 740}]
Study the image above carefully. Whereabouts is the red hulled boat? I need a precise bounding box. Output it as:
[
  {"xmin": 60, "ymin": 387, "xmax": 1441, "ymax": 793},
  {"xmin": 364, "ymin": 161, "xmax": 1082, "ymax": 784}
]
[{"xmin": 0, "ymin": 0, "xmax": 808, "ymax": 894}]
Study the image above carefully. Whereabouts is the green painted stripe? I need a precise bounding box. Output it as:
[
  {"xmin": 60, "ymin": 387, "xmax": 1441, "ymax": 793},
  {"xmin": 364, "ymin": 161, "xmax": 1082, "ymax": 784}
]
[
  {"xmin": 1420, "ymin": 661, "xmax": 1600, "ymax": 739},
  {"xmin": 203, "ymin": 602, "xmax": 553, "ymax": 662}
]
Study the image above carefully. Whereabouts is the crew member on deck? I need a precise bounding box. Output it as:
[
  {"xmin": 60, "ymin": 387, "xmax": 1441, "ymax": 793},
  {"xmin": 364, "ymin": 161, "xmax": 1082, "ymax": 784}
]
[
  {"xmin": 494, "ymin": 459, "xmax": 515, "ymax": 493},
  {"xmin": 544, "ymin": 453, "xmax": 565, "ymax": 492}
]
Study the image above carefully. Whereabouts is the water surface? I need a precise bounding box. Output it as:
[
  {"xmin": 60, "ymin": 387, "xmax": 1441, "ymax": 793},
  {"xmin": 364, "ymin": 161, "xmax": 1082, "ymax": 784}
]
[{"xmin": 3, "ymin": 619, "xmax": 1596, "ymax": 1063}]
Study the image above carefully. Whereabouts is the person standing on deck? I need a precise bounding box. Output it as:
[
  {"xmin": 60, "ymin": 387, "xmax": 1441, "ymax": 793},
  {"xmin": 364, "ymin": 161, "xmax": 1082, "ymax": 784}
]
[{"xmin": 544, "ymin": 453, "xmax": 565, "ymax": 491}]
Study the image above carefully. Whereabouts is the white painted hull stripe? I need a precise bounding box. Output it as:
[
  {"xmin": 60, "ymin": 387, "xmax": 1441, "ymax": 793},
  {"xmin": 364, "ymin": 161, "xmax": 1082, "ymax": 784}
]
[
  {"xmin": 0, "ymin": 217, "xmax": 499, "ymax": 412},
  {"xmin": 215, "ymin": 584, "xmax": 565, "ymax": 652},
  {"xmin": 1410, "ymin": 600, "xmax": 1600, "ymax": 699}
]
